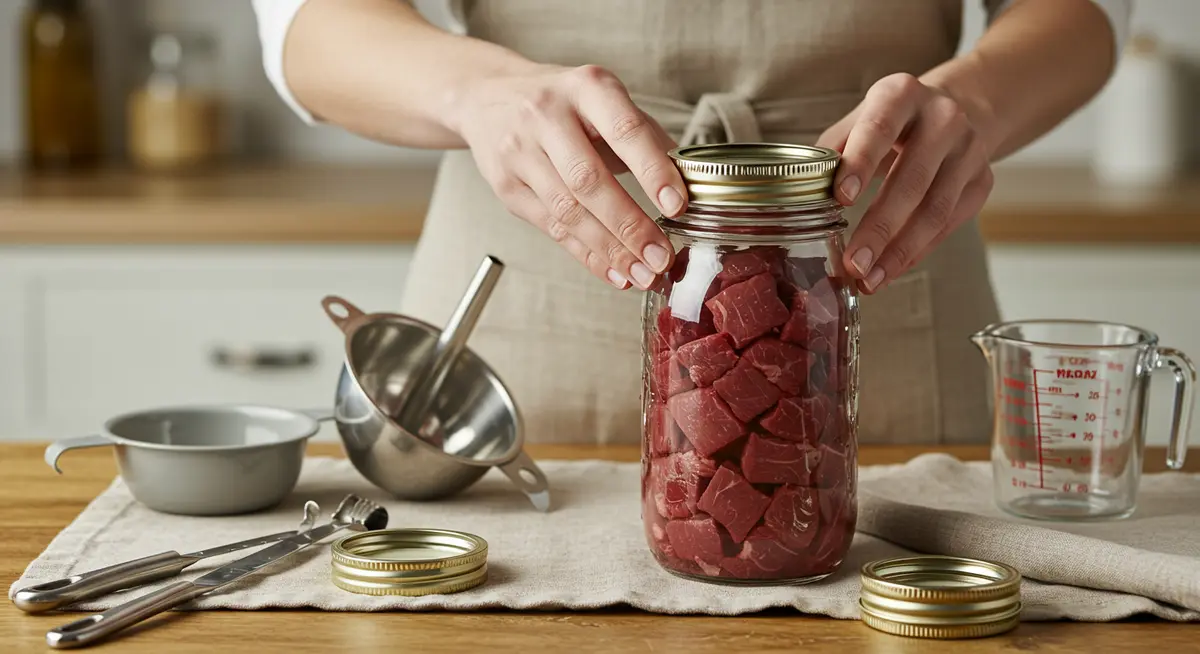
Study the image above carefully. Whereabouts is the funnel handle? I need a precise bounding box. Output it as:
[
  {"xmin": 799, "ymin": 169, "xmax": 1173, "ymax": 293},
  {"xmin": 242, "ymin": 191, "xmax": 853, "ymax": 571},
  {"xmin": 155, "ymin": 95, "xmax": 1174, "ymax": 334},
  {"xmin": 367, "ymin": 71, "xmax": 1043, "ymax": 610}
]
[
  {"xmin": 499, "ymin": 450, "xmax": 552, "ymax": 513},
  {"xmin": 1156, "ymin": 347, "xmax": 1196, "ymax": 470},
  {"xmin": 321, "ymin": 296, "xmax": 365, "ymax": 334}
]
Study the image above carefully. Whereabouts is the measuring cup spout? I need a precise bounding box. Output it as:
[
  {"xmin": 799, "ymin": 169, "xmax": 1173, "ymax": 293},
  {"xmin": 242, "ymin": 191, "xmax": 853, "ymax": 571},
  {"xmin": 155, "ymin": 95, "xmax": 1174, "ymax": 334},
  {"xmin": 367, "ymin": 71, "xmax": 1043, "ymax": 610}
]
[{"xmin": 970, "ymin": 330, "xmax": 996, "ymax": 358}]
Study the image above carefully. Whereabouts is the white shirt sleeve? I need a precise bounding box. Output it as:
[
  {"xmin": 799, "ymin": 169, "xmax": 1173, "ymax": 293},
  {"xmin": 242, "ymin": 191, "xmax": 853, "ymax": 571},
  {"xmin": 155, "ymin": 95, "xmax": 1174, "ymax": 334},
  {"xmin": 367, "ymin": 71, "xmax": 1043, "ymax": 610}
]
[
  {"xmin": 251, "ymin": 0, "xmax": 318, "ymax": 124},
  {"xmin": 985, "ymin": 0, "xmax": 1132, "ymax": 56}
]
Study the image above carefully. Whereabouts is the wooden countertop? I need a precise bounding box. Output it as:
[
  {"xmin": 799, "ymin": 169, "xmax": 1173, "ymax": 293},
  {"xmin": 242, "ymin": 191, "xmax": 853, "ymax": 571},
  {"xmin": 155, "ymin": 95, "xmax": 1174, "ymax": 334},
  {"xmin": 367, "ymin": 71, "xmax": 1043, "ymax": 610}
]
[
  {"xmin": 3, "ymin": 442, "xmax": 1199, "ymax": 653},
  {"xmin": 0, "ymin": 164, "xmax": 1198, "ymax": 245}
]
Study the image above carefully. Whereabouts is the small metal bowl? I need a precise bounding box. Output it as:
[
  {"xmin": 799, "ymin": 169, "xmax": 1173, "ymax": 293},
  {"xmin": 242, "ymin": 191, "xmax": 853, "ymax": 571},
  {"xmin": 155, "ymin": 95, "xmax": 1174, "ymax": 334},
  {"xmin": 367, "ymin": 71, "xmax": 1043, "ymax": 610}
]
[
  {"xmin": 322, "ymin": 296, "xmax": 550, "ymax": 511},
  {"xmin": 45, "ymin": 404, "xmax": 322, "ymax": 516}
]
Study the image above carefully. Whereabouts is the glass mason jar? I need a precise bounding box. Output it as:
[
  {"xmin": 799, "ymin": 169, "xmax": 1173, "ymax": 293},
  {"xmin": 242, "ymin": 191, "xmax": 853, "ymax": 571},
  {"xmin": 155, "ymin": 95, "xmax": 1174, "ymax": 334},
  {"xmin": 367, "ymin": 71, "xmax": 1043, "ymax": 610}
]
[{"xmin": 639, "ymin": 143, "xmax": 860, "ymax": 585}]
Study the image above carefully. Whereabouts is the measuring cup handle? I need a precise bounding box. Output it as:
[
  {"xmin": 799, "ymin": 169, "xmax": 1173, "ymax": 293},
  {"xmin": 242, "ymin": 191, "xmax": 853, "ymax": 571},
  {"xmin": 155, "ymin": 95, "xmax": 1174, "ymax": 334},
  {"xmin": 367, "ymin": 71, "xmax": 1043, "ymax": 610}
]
[{"xmin": 1155, "ymin": 347, "xmax": 1196, "ymax": 470}]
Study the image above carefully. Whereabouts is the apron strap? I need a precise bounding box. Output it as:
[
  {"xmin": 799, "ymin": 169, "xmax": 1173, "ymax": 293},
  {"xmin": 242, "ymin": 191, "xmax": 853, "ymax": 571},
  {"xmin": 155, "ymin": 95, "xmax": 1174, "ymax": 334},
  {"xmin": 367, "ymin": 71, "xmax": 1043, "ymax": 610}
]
[{"xmin": 679, "ymin": 93, "xmax": 763, "ymax": 145}]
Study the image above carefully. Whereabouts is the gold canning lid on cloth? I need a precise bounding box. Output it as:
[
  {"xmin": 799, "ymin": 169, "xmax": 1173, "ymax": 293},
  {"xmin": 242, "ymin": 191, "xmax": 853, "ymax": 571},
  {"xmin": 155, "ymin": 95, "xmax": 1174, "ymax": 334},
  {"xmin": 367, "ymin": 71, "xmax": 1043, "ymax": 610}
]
[
  {"xmin": 331, "ymin": 528, "xmax": 488, "ymax": 596},
  {"xmin": 859, "ymin": 556, "xmax": 1022, "ymax": 639},
  {"xmin": 668, "ymin": 143, "xmax": 840, "ymax": 207}
]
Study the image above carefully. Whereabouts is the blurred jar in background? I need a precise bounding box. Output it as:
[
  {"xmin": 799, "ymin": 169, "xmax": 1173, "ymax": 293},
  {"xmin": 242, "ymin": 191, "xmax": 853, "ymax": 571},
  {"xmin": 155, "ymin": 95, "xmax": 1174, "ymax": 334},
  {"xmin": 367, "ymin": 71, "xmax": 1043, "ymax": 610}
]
[
  {"xmin": 22, "ymin": 0, "xmax": 103, "ymax": 171},
  {"xmin": 127, "ymin": 33, "xmax": 225, "ymax": 172}
]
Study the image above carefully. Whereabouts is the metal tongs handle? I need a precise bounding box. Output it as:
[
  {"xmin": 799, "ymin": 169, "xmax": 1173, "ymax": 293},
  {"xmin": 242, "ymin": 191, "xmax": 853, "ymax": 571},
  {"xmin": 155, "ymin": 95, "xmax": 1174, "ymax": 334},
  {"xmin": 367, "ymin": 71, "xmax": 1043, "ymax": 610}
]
[{"xmin": 13, "ymin": 552, "xmax": 198, "ymax": 614}]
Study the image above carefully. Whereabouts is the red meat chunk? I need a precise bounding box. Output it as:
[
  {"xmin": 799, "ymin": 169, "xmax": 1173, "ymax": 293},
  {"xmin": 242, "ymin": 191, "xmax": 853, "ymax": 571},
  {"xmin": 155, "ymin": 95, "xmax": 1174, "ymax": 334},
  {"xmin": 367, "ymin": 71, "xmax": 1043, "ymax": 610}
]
[
  {"xmin": 665, "ymin": 517, "xmax": 728, "ymax": 566},
  {"xmin": 656, "ymin": 306, "xmax": 715, "ymax": 350},
  {"xmin": 653, "ymin": 351, "xmax": 695, "ymax": 398},
  {"xmin": 668, "ymin": 388, "xmax": 746, "ymax": 456},
  {"xmin": 762, "ymin": 485, "xmax": 820, "ymax": 549},
  {"xmin": 780, "ymin": 306, "xmax": 839, "ymax": 352},
  {"xmin": 760, "ymin": 395, "xmax": 832, "ymax": 444},
  {"xmin": 811, "ymin": 484, "xmax": 856, "ymax": 572},
  {"xmin": 815, "ymin": 443, "xmax": 853, "ymax": 489},
  {"xmin": 720, "ymin": 525, "xmax": 802, "ymax": 579},
  {"xmin": 697, "ymin": 464, "xmax": 771, "ymax": 543},
  {"xmin": 647, "ymin": 402, "xmax": 691, "ymax": 456},
  {"xmin": 716, "ymin": 247, "xmax": 785, "ymax": 285},
  {"xmin": 742, "ymin": 338, "xmax": 812, "ymax": 396},
  {"xmin": 741, "ymin": 433, "xmax": 822, "ymax": 485},
  {"xmin": 648, "ymin": 450, "xmax": 718, "ymax": 519},
  {"xmin": 704, "ymin": 273, "xmax": 791, "ymax": 348},
  {"xmin": 676, "ymin": 333, "xmax": 738, "ymax": 387},
  {"xmin": 712, "ymin": 360, "xmax": 781, "ymax": 422}
]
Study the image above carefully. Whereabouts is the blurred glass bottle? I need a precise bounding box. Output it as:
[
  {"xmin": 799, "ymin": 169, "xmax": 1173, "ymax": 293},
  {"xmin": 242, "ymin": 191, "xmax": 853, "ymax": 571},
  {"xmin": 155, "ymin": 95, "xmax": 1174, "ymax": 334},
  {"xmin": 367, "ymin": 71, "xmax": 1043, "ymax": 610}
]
[
  {"xmin": 127, "ymin": 32, "xmax": 225, "ymax": 173},
  {"xmin": 22, "ymin": 0, "xmax": 103, "ymax": 170}
]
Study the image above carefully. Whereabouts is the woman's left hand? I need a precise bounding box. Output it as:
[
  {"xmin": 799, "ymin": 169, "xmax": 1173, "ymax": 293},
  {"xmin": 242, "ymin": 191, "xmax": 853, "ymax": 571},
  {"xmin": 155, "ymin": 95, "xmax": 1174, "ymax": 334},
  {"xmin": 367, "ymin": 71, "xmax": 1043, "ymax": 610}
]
[{"xmin": 817, "ymin": 72, "xmax": 995, "ymax": 294}]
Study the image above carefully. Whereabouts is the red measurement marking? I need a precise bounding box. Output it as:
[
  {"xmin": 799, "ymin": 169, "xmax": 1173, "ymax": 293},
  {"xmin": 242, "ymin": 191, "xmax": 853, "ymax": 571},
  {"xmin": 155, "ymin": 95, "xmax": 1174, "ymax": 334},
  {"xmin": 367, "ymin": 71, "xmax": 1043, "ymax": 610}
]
[
  {"xmin": 1002, "ymin": 376, "xmax": 1027, "ymax": 390},
  {"xmin": 1032, "ymin": 369, "xmax": 1047, "ymax": 489},
  {"xmin": 1099, "ymin": 379, "xmax": 1109, "ymax": 464}
]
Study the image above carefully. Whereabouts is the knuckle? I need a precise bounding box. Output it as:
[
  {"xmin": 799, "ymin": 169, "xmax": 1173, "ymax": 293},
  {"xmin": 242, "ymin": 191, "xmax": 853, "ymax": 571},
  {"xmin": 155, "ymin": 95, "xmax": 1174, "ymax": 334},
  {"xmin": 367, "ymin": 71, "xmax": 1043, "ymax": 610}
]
[
  {"xmin": 549, "ymin": 191, "xmax": 585, "ymax": 228},
  {"xmin": 860, "ymin": 114, "xmax": 899, "ymax": 140},
  {"xmin": 566, "ymin": 159, "xmax": 602, "ymax": 195},
  {"xmin": 898, "ymin": 162, "xmax": 934, "ymax": 201},
  {"xmin": 887, "ymin": 242, "xmax": 914, "ymax": 269},
  {"xmin": 610, "ymin": 111, "xmax": 650, "ymax": 144},
  {"xmin": 545, "ymin": 216, "xmax": 570, "ymax": 244},
  {"xmin": 496, "ymin": 133, "xmax": 523, "ymax": 157},
  {"xmin": 612, "ymin": 212, "xmax": 645, "ymax": 243},
  {"xmin": 605, "ymin": 239, "xmax": 630, "ymax": 265},
  {"xmin": 574, "ymin": 64, "xmax": 619, "ymax": 87},
  {"xmin": 520, "ymin": 88, "xmax": 560, "ymax": 118},
  {"xmin": 878, "ymin": 72, "xmax": 921, "ymax": 100},
  {"xmin": 924, "ymin": 192, "xmax": 956, "ymax": 228},
  {"xmin": 866, "ymin": 219, "xmax": 894, "ymax": 244},
  {"xmin": 493, "ymin": 174, "xmax": 524, "ymax": 199}
]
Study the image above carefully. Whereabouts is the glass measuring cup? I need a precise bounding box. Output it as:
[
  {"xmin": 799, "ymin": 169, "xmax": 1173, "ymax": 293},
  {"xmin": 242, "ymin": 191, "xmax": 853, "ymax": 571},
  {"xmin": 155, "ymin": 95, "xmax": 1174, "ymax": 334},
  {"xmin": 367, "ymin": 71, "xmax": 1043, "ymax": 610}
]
[{"xmin": 972, "ymin": 320, "xmax": 1195, "ymax": 521}]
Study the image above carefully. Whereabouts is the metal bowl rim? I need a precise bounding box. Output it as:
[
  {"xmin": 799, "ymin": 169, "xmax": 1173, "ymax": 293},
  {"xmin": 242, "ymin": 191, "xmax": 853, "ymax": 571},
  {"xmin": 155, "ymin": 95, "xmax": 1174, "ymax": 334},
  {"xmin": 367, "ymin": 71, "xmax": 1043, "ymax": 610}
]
[
  {"xmin": 97, "ymin": 403, "xmax": 321, "ymax": 453},
  {"xmin": 335, "ymin": 310, "xmax": 527, "ymax": 467}
]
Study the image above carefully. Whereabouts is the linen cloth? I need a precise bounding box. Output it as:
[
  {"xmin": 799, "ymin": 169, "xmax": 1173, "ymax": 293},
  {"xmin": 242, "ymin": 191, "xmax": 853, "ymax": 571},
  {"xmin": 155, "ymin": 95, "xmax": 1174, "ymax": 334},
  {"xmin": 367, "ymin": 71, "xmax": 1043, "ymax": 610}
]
[{"xmin": 11, "ymin": 455, "xmax": 1200, "ymax": 621}]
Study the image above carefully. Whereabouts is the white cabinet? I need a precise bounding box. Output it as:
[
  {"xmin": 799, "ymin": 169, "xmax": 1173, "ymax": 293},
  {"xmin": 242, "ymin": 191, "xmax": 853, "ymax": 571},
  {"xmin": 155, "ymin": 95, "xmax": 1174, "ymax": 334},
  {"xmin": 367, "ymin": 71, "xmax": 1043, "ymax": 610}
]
[
  {"xmin": 987, "ymin": 244, "xmax": 1200, "ymax": 448},
  {"xmin": 0, "ymin": 245, "xmax": 414, "ymax": 441}
]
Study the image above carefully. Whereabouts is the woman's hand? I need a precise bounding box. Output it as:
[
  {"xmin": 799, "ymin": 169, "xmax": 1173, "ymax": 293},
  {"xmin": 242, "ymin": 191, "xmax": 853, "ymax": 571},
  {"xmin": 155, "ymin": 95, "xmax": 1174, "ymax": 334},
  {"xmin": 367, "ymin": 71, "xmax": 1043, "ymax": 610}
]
[
  {"xmin": 817, "ymin": 72, "xmax": 996, "ymax": 295},
  {"xmin": 446, "ymin": 63, "xmax": 688, "ymax": 290}
]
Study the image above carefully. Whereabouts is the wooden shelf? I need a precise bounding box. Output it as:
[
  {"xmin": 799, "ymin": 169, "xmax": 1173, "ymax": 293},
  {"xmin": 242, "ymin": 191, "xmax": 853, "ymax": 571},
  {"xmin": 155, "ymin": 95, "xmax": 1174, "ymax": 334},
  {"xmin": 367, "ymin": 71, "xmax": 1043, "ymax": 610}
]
[{"xmin": 0, "ymin": 163, "xmax": 1197, "ymax": 245}]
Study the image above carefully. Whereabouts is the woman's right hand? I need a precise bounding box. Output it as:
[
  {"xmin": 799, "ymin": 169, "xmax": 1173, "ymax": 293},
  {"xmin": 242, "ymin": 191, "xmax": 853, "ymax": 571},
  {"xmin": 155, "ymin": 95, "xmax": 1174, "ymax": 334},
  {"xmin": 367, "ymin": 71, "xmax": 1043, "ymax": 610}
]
[{"xmin": 445, "ymin": 64, "xmax": 688, "ymax": 290}]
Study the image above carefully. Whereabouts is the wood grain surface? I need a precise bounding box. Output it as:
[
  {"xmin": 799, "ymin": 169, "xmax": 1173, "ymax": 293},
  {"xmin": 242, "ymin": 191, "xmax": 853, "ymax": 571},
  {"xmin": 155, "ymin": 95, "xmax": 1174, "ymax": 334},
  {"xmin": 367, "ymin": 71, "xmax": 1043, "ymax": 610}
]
[{"xmin": 2, "ymin": 442, "xmax": 1198, "ymax": 653}]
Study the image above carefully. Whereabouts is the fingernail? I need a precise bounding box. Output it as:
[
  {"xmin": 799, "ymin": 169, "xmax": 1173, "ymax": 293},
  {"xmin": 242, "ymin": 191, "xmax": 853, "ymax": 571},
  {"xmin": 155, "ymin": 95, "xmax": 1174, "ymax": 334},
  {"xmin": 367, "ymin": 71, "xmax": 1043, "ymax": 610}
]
[
  {"xmin": 643, "ymin": 244, "xmax": 671, "ymax": 273},
  {"xmin": 850, "ymin": 248, "xmax": 873, "ymax": 276},
  {"xmin": 865, "ymin": 267, "xmax": 885, "ymax": 292},
  {"xmin": 840, "ymin": 175, "xmax": 861, "ymax": 204},
  {"xmin": 607, "ymin": 269, "xmax": 629, "ymax": 289},
  {"xmin": 630, "ymin": 262, "xmax": 656, "ymax": 289},
  {"xmin": 658, "ymin": 187, "xmax": 684, "ymax": 216}
]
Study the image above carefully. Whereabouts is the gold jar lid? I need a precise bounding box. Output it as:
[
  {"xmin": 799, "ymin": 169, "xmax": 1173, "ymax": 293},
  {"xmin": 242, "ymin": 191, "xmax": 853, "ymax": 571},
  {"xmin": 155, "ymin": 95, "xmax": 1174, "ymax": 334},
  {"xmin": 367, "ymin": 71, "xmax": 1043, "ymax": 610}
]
[
  {"xmin": 331, "ymin": 528, "xmax": 488, "ymax": 596},
  {"xmin": 859, "ymin": 556, "xmax": 1022, "ymax": 639},
  {"xmin": 668, "ymin": 143, "xmax": 840, "ymax": 207}
]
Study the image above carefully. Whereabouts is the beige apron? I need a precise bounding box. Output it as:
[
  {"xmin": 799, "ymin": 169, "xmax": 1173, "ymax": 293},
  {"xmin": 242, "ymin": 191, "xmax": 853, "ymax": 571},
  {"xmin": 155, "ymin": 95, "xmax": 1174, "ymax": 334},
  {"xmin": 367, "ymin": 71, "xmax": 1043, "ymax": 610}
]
[{"xmin": 399, "ymin": 0, "xmax": 1001, "ymax": 445}]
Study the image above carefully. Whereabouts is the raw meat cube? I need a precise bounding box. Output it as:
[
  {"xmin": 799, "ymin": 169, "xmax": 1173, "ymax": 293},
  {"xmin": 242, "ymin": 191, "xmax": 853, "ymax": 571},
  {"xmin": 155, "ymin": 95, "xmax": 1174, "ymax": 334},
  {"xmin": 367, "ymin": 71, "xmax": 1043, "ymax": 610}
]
[
  {"xmin": 697, "ymin": 464, "xmax": 771, "ymax": 543},
  {"xmin": 648, "ymin": 450, "xmax": 718, "ymax": 519},
  {"xmin": 704, "ymin": 273, "xmax": 791, "ymax": 348},
  {"xmin": 814, "ymin": 443, "xmax": 853, "ymax": 489},
  {"xmin": 720, "ymin": 526, "xmax": 802, "ymax": 579},
  {"xmin": 712, "ymin": 360, "xmax": 782, "ymax": 422},
  {"xmin": 653, "ymin": 351, "xmax": 695, "ymax": 398},
  {"xmin": 668, "ymin": 246, "xmax": 690, "ymax": 283},
  {"xmin": 677, "ymin": 333, "xmax": 739, "ymax": 387},
  {"xmin": 742, "ymin": 338, "xmax": 812, "ymax": 395},
  {"xmin": 656, "ymin": 306, "xmax": 715, "ymax": 350},
  {"xmin": 716, "ymin": 247, "xmax": 785, "ymax": 285},
  {"xmin": 811, "ymin": 484, "xmax": 856, "ymax": 572},
  {"xmin": 665, "ymin": 516, "xmax": 727, "ymax": 566},
  {"xmin": 762, "ymin": 485, "xmax": 820, "ymax": 549},
  {"xmin": 741, "ymin": 433, "xmax": 822, "ymax": 485},
  {"xmin": 779, "ymin": 300, "xmax": 839, "ymax": 351},
  {"xmin": 668, "ymin": 388, "xmax": 746, "ymax": 456},
  {"xmin": 647, "ymin": 402, "xmax": 691, "ymax": 456},
  {"xmin": 783, "ymin": 256, "xmax": 829, "ymax": 290},
  {"xmin": 759, "ymin": 395, "xmax": 831, "ymax": 444}
]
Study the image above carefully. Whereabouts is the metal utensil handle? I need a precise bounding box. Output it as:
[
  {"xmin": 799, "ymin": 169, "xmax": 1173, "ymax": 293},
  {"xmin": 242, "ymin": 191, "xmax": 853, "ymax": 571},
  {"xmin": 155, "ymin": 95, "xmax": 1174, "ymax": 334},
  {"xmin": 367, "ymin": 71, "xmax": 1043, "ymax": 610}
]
[
  {"xmin": 498, "ymin": 449, "xmax": 552, "ymax": 513},
  {"xmin": 394, "ymin": 256, "xmax": 505, "ymax": 426},
  {"xmin": 1156, "ymin": 346, "xmax": 1196, "ymax": 470},
  {"xmin": 321, "ymin": 295, "xmax": 366, "ymax": 334},
  {"xmin": 45, "ymin": 580, "xmax": 208, "ymax": 649},
  {"xmin": 13, "ymin": 552, "xmax": 194, "ymax": 614},
  {"xmin": 45, "ymin": 435, "xmax": 112, "ymax": 474}
]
